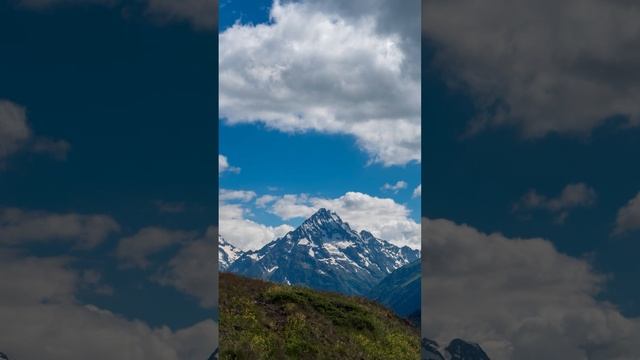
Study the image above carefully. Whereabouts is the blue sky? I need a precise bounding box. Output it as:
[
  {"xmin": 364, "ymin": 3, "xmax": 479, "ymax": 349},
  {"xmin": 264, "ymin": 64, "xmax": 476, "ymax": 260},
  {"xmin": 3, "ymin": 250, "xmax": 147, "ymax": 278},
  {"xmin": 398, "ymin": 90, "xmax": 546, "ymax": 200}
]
[{"xmin": 219, "ymin": 123, "xmax": 421, "ymax": 226}]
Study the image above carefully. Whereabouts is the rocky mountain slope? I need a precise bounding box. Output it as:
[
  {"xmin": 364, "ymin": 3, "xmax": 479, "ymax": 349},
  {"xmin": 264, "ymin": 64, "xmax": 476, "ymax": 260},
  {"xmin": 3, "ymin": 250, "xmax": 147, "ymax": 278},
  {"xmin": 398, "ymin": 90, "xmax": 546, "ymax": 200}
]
[
  {"xmin": 226, "ymin": 208, "xmax": 419, "ymax": 296},
  {"xmin": 422, "ymin": 338, "xmax": 490, "ymax": 360},
  {"xmin": 368, "ymin": 258, "xmax": 420, "ymax": 317},
  {"xmin": 218, "ymin": 235, "xmax": 244, "ymax": 271}
]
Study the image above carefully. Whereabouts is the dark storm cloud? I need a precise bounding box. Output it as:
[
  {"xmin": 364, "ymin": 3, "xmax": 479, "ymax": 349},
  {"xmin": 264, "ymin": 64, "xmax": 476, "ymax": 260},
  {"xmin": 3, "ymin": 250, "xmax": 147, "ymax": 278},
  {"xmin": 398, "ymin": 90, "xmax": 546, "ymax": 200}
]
[{"xmin": 422, "ymin": 0, "xmax": 640, "ymax": 137}]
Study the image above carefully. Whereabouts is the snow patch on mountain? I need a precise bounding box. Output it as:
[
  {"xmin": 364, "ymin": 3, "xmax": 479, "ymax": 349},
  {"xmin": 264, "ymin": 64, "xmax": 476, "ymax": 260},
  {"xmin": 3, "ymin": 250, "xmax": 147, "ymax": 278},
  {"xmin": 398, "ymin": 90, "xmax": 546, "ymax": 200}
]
[
  {"xmin": 218, "ymin": 235, "xmax": 244, "ymax": 271},
  {"xmin": 228, "ymin": 208, "xmax": 420, "ymax": 296}
]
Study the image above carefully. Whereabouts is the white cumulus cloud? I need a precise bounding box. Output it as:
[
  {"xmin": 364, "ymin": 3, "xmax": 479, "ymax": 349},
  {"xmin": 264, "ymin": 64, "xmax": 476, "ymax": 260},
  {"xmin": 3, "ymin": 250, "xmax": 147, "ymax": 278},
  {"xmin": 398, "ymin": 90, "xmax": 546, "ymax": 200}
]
[
  {"xmin": 219, "ymin": 0, "xmax": 420, "ymax": 166},
  {"xmin": 219, "ymin": 192, "xmax": 293, "ymax": 251},
  {"xmin": 218, "ymin": 154, "xmax": 240, "ymax": 176}
]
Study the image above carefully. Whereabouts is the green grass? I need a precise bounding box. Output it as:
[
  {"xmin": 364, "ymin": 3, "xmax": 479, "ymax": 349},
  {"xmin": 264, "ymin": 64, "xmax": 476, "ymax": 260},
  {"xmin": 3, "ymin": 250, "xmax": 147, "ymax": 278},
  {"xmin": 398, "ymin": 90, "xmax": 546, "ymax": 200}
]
[{"xmin": 219, "ymin": 272, "xmax": 420, "ymax": 360}]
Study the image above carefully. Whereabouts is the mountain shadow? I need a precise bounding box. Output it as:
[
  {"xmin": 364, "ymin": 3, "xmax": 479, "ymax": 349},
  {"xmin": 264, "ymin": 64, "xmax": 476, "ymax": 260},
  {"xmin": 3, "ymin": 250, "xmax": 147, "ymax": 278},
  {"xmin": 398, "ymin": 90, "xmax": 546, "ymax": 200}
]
[{"xmin": 368, "ymin": 259, "xmax": 420, "ymax": 318}]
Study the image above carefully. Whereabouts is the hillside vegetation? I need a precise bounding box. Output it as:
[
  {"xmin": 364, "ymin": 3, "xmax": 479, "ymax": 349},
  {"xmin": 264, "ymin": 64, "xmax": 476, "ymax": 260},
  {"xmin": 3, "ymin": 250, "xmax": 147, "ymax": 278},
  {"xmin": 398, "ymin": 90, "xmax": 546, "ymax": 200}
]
[{"xmin": 219, "ymin": 272, "xmax": 420, "ymax": 360}]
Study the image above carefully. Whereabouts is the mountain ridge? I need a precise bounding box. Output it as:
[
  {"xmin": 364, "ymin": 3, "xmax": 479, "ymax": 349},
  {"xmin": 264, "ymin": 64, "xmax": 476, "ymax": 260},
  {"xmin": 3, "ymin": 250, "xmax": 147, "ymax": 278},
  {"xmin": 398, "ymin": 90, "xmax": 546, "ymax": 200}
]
[
  {"xmin": 368, "ymin": 258, "xmax": 421, "ymax": 317},
  {"xmin": 223, "ymin": 208, "xmax": 419, "ymax": 296},
  {"xmin": 422, "ymin": 338, "xmax": 491, "ymax": 360},
  {"xmin": 218, "ymin": 235, "xmax": 244, "ymax": 271}
]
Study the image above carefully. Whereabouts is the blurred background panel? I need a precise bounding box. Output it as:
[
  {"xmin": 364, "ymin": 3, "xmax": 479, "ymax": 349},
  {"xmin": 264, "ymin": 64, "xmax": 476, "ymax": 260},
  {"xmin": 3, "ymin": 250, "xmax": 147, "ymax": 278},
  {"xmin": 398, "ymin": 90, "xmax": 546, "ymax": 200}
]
[
  {"xmin": 421, "ymin": 0, "xmax": 640, "ymax": 359},
  {"xmin": 0, "ymin": 0, "xmax": 218, "ymax": 358}
]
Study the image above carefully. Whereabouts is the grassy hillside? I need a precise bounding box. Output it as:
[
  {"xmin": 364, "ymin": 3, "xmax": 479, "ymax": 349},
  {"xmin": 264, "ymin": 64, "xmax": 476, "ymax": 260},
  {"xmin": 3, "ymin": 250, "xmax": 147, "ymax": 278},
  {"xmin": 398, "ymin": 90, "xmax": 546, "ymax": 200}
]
[{"xmin": 219, "ymin": 272, "xmax": 420, "ymax": 360}]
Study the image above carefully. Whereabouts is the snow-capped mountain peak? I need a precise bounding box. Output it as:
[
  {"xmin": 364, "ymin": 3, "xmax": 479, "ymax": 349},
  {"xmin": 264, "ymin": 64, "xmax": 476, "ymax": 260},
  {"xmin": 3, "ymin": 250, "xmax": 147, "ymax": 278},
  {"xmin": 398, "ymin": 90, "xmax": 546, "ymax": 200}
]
[
  {"xmin": 298, "ymin": 208, "xmax": 357, "ymax": 241},
  {"xmin": 218, "ymin": 235, "xmax": 244, "ymax": 271},
  {"xmin": 228, "ymin": 208, "xmax": 420, "ymax": 296}
]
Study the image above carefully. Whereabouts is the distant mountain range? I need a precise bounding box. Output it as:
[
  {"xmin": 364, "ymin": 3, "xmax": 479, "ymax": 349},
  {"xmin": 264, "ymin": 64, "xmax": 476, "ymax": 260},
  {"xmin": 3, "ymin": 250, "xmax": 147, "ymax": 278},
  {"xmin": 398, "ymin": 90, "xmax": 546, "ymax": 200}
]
[
  {"xmin": 422, "ymin": 338, "xmax": 490, "ymax": 360},
  {"xmin": 218, "ymin": 235, "xmax": 243, "ymax": 271},
  {"xmin": 220, "ymin": 208, "xmax": 419, "ymax": 297},
  {"xmin": 368, "ymin": 258, "xmax": 420, "ymax": 317}
]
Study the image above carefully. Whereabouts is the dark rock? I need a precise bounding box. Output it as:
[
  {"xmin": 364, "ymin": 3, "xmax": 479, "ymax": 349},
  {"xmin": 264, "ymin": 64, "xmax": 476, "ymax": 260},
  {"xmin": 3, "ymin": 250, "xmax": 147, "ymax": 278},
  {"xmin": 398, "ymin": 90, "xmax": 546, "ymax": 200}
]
[
  {"xmin": 422, "ymin": 338, "xmax": 445, "ymax": 360},
  {"xmin": 446, "ymin": 338, "xmax": 491, "ymax": 360}
]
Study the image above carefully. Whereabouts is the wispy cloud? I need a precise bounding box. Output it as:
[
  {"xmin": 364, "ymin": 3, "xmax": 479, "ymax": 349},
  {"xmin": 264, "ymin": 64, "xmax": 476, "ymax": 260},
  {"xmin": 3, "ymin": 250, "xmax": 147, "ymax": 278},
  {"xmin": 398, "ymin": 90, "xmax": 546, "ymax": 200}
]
[
  {"xmin": 219, "ymin": 189, "xmax": 256, "ymax": 202},
  {"xmin": 382, "ymin": 180, "xmax": 408, "ymax": 193},
  {"xmin": 412, "ymin": 184, "xmax": 421, "ymax": 199},
  {"xmin": 154, "ymin": 200, "xmax": 186, "ymax": 214},
  {"xmin": 255, "ymin": 194, "xmax": 278, "ymax": 208},
  {"xmin": 0, "ymin": 207, "xmax": 120, "ymax": 249},
  {"xmin": 218, "ymin": 154, "xmax": 240, "ymax": 176},
  {"xmin": 513, "ymin": 183, "xmax": 597, "ymax": 223},
  {"xmin": 0, "ymin": 100, "xmax": 70, "ymax": 166},
  {"xmin": 16, "ymin": 0, "xmax": 218, "ymax": 30},
  {"xmin": 613, "ymin": 191, "xmax": 640, "ymax": 236},
  {"xmin": 116, "ymin": 227, "xmax": 195, "ymax": 269}
]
